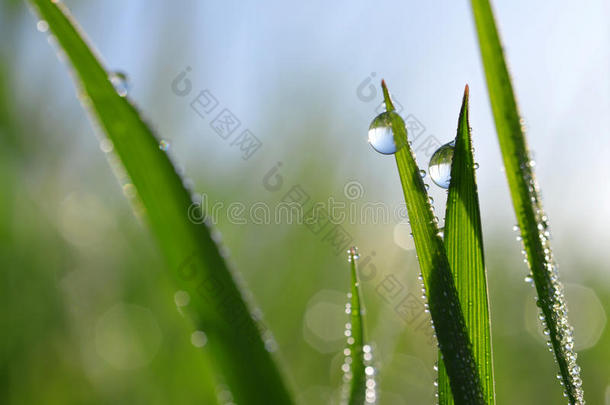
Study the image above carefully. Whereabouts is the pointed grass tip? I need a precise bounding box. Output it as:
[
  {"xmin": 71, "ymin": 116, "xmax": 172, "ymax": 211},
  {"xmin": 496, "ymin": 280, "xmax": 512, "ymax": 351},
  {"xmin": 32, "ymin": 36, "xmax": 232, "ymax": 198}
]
[
  {"xmin": 347, "ymin": 246, "xmax": 360, "ymax": 262},
  {"xmin": 380, "ymin": 79, "xmax": 395, "ymax": 112}
]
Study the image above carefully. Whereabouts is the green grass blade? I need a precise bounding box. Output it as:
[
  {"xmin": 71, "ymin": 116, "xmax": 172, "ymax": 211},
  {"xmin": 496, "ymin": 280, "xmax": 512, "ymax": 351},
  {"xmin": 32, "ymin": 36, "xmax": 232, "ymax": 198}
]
[
  {"xmin": 342, "ymin": 247, "xmax": 369, "ymax": 405},
  {"xmin": 380, "ymin": 81, "xmax": 485, "ymax": 405},
  {"xmin": 437, "ymin": 86, "xmax": 495, "ymax": 405},
  {"xmin": 28, "ymin": 1, "xmax": 293, "ymax": 403},
  {"xmin": 470, "ymin": 1, "xmax": 584, "ymax": 403}
]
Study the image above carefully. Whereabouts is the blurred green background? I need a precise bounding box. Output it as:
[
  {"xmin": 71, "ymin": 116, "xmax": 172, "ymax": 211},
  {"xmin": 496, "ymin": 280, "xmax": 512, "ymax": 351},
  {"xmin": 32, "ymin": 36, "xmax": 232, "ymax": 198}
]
[{"xmin": 1, "ymin": 0, "xmax": 609, "ymax": 404}]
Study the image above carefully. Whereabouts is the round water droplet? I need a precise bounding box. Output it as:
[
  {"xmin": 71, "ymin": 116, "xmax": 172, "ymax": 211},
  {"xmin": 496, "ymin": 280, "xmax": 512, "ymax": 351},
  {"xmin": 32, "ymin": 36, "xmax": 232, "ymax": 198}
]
[
  {"xmin": 191, "ymin": 330, "xmax": 208, "ymax": 347},
  {"xmin": 159, "ymin": 139, "xmax": 170, "ymax": 151},
  {"xmin": 37, "ymin": 20, "xmax": 49, "ymax": 33},
  {"xmin": 174, "ymin": 290, "xmax": 190, "ymax": 307},
  {"xmin": 99, "ymin": 138, "xmax": 113, "ymax": 153},
  {"xmin": 367, "ymin": 111, "xmax": 406, "ymax": 155},
  {"xmin": 109, "ymin": 71, "xmax": 129, "ymax": 97},
  {"xmin": 428, "ymin": 141, "xmax": 454, "ymax": 188}
]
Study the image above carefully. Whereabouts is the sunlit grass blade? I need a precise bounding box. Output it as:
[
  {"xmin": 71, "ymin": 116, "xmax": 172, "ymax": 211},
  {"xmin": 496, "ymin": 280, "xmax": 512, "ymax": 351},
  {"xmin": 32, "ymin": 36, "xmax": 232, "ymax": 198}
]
[
  {"xmin": 379, "ymin": 81, "xmax": 484, "ymax": 405},
  {"xmin": 341, "ymin": 247, "xmax": 372, "ymax": 405},
  {"xmin": 470, "ymin": 1, "xmax": 584, "ymax": 403},
  {"xmin": 27, "ymin": 1, "xmax": 294, "ymax": 403},
  {"xmin": 437, "ymin": 86, "xmax": 495, "ymax": 405}
]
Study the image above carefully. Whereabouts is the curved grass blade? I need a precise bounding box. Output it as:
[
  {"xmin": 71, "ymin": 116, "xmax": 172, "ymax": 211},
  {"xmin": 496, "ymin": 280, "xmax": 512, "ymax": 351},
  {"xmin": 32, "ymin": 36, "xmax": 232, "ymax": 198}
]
[
  {"xmin": 27, "ymin": 1, "xmax": 294, "ymax": 403},
  {"xmin": 470, "ymin": 1, "xmax": 583, "ymax": 403},
  {"xmin": 380, "ymin": 81, "xmax": 485, "ymax": 405},
  {"xmin": 342, "ymin": 247, "xmax": 375, "ymax": 405},
  {"xmin": 437, "ymin": 86, "xmax": 495, "ymax": 405}
]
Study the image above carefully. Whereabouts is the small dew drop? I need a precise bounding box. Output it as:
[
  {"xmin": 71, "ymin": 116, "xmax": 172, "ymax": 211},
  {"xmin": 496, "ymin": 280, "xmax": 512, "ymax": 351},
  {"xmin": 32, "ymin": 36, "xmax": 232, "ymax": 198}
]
[
  {"xmin": 367, "ymin": 111, "xmax": 406, "ymax": 155},
  {"xmin": 37, "ymin": 20, "xmax": 49, "ymax": 33},
  {"xmin": 109, "ymin": 71, "xmax": 129, "ymax": 97},
  {"xmin": 122, "ymin": 183, "xmax": 137, "ymax": 198},
  {"xmin": 191, "ymin": 330, "xmax": 208, "ymax": 348},
  {"xmin": 159, "ymin": 139, "xmax": 170, "ymax": 151},
  {"xmin": 347, "ymin": 246, "xmax": 360, "ymax": 262},
  {"xmin": 99, "ymin": 138, "xmax": 114, "ymax": 153},
  {"xmin": 174, "ymin": 290, "xmax": 190, "ymax": 307},
  {"xmin": 428, "ymin": 141, "xmax": 455, "ymax": 189}
]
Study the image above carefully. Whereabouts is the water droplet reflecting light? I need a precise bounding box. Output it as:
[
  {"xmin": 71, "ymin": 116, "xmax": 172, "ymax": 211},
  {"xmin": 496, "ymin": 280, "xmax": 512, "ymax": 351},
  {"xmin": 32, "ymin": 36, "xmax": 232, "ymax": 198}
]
[
  {"xmin": 368, "ymin": 111, "xmax": 406, "ymax": 155},
  {"xmin": 428, "ymin": 141, "xmax": 454, "ymax": 189}
]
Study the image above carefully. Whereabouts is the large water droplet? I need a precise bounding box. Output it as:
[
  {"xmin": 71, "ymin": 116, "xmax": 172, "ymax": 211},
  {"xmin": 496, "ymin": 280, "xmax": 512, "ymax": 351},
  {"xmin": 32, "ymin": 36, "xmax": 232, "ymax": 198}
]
[
  {"xmin": 428, "ymin": 141, "xmax": 454, "ymax": 189},
  {"xmin": 367, "ymin": 111, "xmax": 406, "ymax": 155},
  {"xmin": 109, "ymin": 71, "xmax": 129, "ymax": 97}
]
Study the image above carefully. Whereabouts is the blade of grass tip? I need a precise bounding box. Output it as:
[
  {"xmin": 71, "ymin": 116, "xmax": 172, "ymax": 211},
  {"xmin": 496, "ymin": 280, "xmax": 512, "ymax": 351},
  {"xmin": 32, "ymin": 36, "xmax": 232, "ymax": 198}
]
[
  {"xmin": 342, "ymin": 247, "xmax": 376, "ymax": 405},
  {"xmin": 470, "ymin": 1, "xmax": 584, "ymax": 402},
  {"xmin": 437, "ymin": 86, "xmax": 495, "ymax": 405},
  {"xmin": 28, "ymin": 1, "xmax": 293, "ymax": 404},
  {"xmin": 379, "ymin": 80, "xmax": 485, "ymax": 405}
]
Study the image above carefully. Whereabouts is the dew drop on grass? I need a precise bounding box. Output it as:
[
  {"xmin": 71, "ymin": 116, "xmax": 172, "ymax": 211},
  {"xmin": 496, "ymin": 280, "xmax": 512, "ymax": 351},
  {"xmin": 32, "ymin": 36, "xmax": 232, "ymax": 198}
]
[
  {"xmin": 36, "ymin": 20, "xmax": 49, "ymax": 33},
  {"xmin": 99, "ymin": 138, "xmax": 113, "ymax": 153},
  {"xmin": 191, "ymin": 330, "xmax": 207, "ymax": 348},
  {"xmin": 174, "ymin": 290, "xmax": 190, "ymax": 307},
  {"xmin": 159, "ymin": 139, "xmax": 170, "ymax": 151},
  {"xmin": 367, "ymin": 111, "xmax": 406, "ymax": 155},
  {"xmin": 347, "ymin": 246, "xmax": 360, "ymax": 262},
  {"xmin": 109, "ymin": 71, "xmax": 129, "ymax": 97},
  {"xmin": 428, "ymin": 141, "xmax": 455, "ymax": 188}
]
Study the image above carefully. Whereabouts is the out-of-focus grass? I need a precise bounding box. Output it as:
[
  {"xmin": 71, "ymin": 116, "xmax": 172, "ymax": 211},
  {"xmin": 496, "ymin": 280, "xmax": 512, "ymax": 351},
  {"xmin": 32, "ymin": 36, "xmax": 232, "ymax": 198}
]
[{"xmin": 27, "ymin": 0, "xmax": 293, "ymax": 402}]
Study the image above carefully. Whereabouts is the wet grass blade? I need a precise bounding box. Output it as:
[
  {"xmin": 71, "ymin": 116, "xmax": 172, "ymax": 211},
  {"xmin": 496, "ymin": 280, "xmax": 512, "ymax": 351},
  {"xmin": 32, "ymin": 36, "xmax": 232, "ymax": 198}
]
[
  {"xmin": 342, "ymin": 247, "xmax": 369, "ymax": 405},
  {"xmin": 380, "ymin": 81, "xmax": 485, "ymax": 405},
  {"xmin": 437, "ymin": 86, "xmax": 495, "ymax": 405},
  {"xmin": 27, "ymin": 1, "xmax": 293, "ymax": 403},
  {"xmin": 470, "ymin": 1, "xmax": 584, "ymax": 403}
]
